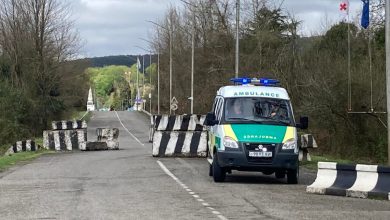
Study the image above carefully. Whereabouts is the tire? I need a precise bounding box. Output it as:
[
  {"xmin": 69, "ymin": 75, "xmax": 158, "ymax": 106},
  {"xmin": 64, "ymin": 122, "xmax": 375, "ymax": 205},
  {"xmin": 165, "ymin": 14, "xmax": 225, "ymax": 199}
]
[
  {"xmin": 262, "ymin": 170, "xmax": 274, "ymax": 175},
  {"xmin": 287, "ymin": 168, "xmax": 298, "ymax": 184},
  {"xmin": 212, "ymin": 154, "xmax": 226, "ymax": 182},
  {"xmin": 275, "ymin": 171, "xmax": 286, "ymax": 179},
  {"xmin": 208, "ymin": 145, "xmax": 213, "ymax": 177}
]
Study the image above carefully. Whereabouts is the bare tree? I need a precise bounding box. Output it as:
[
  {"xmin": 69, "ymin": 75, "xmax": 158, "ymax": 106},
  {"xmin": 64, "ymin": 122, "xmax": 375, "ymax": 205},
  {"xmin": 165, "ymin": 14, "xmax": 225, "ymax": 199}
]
[{"xmin": 0, "ymin": 0, "xmax": 80, "ymax": 129}]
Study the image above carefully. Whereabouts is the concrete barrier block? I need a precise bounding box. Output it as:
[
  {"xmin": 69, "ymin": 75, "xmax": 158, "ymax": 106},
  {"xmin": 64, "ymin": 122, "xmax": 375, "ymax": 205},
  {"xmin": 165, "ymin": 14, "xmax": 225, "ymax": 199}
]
[
  {"xmin": 306, "ymin": 162, "xmax": 338, "ymax": 194},
  {"xmin": 106, "ymin": 140, "xmax": 119, "ymax": 150},
  {"xmin": 51, "ymin": 120, "xmax": 87, "ymax": 130},
  {"xmin": 149, "ymin": 116, "xmax": 155, "ymax": 143},
  {"xmin": 153, "ymin": 115, "xmax": 206, "ymax": 131},
  {"xmin": 79, "ymin": 141, "xmax": 87, "ymax": 151},
  {"xmin": 43, "ymin": 131, "xmax": 50, "ymax": 150},
  {"xmin": 96, "ymin": 128, "xmax": 119, "ymax": 141},
  {"xmin": 299, "ymin": 148, "xmax": 311, "ymax": 162},
  {"xmin": 152, "ymin": 131, "xmax": 207, "ymax": 157},
  {"xmin": 300, "ymin": 134, "xmax": 318, "ymax": 149},
  {"xmin": 43, "ymin": 129, "xmax": 87, "ymax": 151},
  {"xmin": 82, "ymin": 140, "xmax": 119, "ymax": 151},
  {"xmin": 346, "ymin": 164, "xmax": 378, "ymax": 198},
  {"xmin": 4, "ymin": 147, "xmax": 14, "ymax": 156},
  {"xmin": 307, "ymin": 162, "xmax": 390, "ymax": 200},
  {"xmin": 4, "ymin": 140, "xmax": 38, "ymax": 156},
  {"xmin": 85, "ymin": 142, "xmax": 108, "ymax": 151}
]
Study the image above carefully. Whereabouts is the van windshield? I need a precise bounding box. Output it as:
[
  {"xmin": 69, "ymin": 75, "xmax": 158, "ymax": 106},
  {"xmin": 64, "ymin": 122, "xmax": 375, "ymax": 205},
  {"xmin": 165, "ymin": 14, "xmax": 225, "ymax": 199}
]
[{"xmin": 224, "ymin": 97, "xmax": 294, "ymax": 126}]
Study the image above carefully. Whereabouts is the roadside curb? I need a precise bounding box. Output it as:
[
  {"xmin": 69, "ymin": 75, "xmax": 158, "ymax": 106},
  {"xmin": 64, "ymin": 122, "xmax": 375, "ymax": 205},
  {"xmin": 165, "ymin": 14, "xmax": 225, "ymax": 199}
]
[{"xmin": 142, "ymin": 110, "xmax": 152, "ymax": 117}]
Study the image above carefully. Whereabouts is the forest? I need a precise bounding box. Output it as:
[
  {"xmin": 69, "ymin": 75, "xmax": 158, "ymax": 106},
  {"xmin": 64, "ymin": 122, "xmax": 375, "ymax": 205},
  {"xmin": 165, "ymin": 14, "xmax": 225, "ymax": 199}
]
[
  {"xmin": 146, "ymin": 0, "xmax": 388, "ymax": 162},
  {"xmin": 0, "ymin": 0, "xmax": 88, "ymax": 148}
]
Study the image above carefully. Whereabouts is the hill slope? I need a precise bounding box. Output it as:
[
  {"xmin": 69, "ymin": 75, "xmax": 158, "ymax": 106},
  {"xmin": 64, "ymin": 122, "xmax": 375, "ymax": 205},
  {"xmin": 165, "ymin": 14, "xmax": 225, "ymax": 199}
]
[{"xmin": 83, "ymin": 55, "xmax": 155, "ymax": 68}]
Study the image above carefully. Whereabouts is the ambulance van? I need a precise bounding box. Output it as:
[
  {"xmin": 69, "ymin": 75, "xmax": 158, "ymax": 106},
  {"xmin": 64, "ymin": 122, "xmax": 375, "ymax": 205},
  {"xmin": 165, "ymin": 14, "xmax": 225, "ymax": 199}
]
[{"xmin": 205, "ymin": 78, "xmax": 308, "ymax": 183}]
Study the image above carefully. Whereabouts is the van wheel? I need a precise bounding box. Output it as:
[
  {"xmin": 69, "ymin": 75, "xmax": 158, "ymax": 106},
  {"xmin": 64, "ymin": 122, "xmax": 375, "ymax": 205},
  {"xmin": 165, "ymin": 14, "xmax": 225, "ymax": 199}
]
[
  {"xmin": 212, "ymin": 154, "xmax": 226, "ymax": 182},
  {"xmin": 287, "ymin": 169, "xmax": 298, "ymax": 184},
  {"xmin": 262, "ymin": 170, "xmax": 274, "ymax": 175},
  {"xmin": 275, "ymin": 171, "xmax": 285, "ymax": 179},
  {"xmin": 209, "ymin": 164, "xmax": 213, "ymax": 176}
]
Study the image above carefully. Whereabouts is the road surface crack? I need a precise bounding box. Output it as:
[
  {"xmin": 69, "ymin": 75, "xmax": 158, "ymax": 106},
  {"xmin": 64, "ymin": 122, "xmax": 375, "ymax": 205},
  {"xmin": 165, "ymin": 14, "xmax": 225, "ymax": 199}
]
[{"xmin": 241, "ymin": 196, "xmax": 282, "ymax": 220}]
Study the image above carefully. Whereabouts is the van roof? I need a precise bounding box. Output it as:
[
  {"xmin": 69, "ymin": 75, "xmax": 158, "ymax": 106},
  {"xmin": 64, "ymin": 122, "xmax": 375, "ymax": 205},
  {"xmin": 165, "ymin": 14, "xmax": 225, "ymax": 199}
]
[{"xmin": 217, "ymin": 85, "xmax": 290, "ymax": 100}]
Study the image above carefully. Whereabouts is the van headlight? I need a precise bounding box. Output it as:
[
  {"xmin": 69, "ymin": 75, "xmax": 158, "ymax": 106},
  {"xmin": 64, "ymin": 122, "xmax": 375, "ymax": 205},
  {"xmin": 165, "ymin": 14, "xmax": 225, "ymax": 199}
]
[
  {"xmin": 223, "ymin": 136, "xmax": 239, "ymax": 149},
  {"xmin": 282, "ymin": 139, "xmax": 297, "ymax": 153}
]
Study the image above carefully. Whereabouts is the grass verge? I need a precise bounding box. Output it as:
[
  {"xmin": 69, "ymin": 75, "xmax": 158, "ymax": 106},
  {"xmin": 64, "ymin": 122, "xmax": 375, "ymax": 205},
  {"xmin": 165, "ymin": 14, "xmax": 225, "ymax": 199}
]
[
  {"xmin": 0, "ymin": 111, "xmax": 89, "ymax": 172},
  {"xmin": 0, "ymin": 150, "xmax": 53, "ymax": 172},
  {"xmin": 300, "ymin": 155, "xmax": 355, "ymax": 170},
  {"xmin": 71, "ymin": 111, "xmax": 92, "ymax": 122}
]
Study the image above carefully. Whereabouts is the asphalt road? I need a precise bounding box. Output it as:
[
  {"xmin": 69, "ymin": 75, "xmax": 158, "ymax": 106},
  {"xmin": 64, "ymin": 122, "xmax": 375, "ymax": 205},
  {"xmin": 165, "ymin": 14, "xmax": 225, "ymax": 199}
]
[{"xmin": 0, "ymin": 111, "xmax": 389, "ymax": 220}]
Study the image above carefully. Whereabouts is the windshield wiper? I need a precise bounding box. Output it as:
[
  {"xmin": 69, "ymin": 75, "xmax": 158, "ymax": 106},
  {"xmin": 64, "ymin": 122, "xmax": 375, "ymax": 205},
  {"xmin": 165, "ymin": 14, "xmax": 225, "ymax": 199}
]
[
  {"xmin": 227, "ymin": 117, "xmax": 291, "ymax": 126},
  {"xmin": 260, "ymin": 119, "xmax": 291, "ymax": 126},
  {"xmin": 227, "ymin": 117, "xmax": 252, "ymax": 121},
  {"xmin": 227, "ymin": 117, "xmax": 267, "ymax": 124}
]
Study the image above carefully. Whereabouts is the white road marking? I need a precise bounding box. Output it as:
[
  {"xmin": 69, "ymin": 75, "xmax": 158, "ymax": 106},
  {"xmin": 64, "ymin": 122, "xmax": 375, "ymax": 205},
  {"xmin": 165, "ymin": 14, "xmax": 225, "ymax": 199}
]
[
  {"xmin": 119, "ymin": 112, "xmax": 228, "ymax": 219},
  {"xmin": 157, "ymin": 160, "xmax": 228, "ymax": 220},
  {"xmin": 115, "ymin": 111, "xmax": 145, "ymax": 146},
  {"xmin": 217, "ymin": 215, "xmax": 229, "ymax": 220}
]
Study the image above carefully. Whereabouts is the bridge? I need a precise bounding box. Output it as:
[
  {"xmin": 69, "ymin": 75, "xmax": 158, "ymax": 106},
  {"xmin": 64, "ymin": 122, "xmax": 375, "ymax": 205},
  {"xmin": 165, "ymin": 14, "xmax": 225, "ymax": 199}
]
[{"xmin": 0, "ymin": 111, "xmax": 389, "ymax": 219}]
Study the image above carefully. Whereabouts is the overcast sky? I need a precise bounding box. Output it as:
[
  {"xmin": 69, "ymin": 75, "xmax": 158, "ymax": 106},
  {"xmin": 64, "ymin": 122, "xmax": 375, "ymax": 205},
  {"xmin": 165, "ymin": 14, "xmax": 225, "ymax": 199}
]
[{"xmin": 70, "ymin": 0, "xmax": 364, "ymax": 58}]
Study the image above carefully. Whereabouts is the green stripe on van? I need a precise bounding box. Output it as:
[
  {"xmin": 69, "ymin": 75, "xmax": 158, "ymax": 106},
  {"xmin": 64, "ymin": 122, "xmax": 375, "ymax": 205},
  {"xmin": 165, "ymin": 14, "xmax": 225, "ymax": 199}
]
[
  {"xmin": 230, "ymin": 124, "xmax": 286, "ymax": 143},
  {"xmin": 216, "ymin": 136, "xmax": 221, "ymax": 149}
]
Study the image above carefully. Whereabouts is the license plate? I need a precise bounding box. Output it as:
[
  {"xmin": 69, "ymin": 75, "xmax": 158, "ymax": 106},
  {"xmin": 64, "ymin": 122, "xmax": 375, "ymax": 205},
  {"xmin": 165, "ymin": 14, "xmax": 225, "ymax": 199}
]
[{"xmin": 249, "ymin": 151, "xmax": 272, "ymax": 158}]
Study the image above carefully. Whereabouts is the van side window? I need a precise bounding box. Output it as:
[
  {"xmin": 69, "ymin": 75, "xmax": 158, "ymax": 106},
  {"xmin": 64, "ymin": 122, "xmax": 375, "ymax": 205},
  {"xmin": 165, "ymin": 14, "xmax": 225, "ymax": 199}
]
[
  {"xmin": 215, "ymin": 97, "xmax": 224, "ymax": 121},
  {"xmin": 214, "ymin": 98, "xmax": 220, "ymax": 116},
  {"xmin": 212, "ymin": 98, "xmax": 218, "ymax": 113}
]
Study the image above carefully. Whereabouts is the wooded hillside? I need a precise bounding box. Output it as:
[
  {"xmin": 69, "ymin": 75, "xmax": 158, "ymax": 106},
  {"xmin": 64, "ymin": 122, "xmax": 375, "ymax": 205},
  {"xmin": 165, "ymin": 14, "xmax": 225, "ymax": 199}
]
[{"xmin": 147, "ymin": 0, "xmax": 387, "ymax": 163}]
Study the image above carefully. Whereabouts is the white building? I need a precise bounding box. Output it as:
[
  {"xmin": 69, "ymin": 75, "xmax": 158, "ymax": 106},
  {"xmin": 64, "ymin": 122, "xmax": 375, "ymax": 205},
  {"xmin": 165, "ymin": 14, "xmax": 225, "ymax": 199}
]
[{"xmin": 87, "ymin": 87, "xmax": 95, "ymax": 111}]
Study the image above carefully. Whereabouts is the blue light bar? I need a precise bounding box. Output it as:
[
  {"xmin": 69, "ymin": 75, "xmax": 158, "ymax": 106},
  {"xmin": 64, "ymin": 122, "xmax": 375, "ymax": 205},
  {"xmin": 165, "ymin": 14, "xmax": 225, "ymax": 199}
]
[
  {"xmin": 259, "ymin": 78, "xmax": 280, "ymax": 85},
  {"xmin": 230, "ymin": 77, "xmax": 251, "ymax": 85},
  {"xmin": 230, "ymin": 77, "xmax": 280, "ymax": 86}
]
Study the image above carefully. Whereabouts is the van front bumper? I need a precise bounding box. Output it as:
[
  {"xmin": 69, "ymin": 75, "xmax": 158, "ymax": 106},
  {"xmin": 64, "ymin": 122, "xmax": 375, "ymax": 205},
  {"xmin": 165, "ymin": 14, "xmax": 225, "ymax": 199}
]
[{"xmin": 216, "ymin": 150, "xmax": 298, "ymax": 171}]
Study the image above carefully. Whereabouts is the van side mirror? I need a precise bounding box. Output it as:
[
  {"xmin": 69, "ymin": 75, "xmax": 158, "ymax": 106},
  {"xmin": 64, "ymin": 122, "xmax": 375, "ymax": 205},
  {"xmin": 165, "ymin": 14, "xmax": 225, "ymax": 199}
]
[
  {"xmin": 205, "ymin": 112, "xmax": 218, "ymax": 126},
  {"xmin": 296, "ymin": 116, "xmax": 308, "ymax": 129}
]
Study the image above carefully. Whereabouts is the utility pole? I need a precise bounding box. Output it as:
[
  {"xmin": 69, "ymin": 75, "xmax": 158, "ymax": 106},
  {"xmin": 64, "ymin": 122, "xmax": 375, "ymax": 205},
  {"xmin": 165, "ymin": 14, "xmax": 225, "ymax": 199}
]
[
  {"xmin": 158, "ymin": 49, "xmax": 160, "ymax": 114},
  {"xmin": 147, "ymin": 20, "xmax": 172, "ymax": 115},
  {"xmin": 135, "ymin": 44, "xmax": 155, "ymax": 114},
  {"xmin": 235, "ymin": 0, "xmax": 240, "ymax": 78},
  {"xmin": 386, "ymin": 0, "xmax": 390, "ymax": 165},
  {"xmin": 149, "ymin": 53, "xmax": 152, "ymax": 113},
  {"xmin": 137, "ymin": 55, "xmax": 139, "ymax": 108},
  {"xmin": 142, "ymin": 54, "xmax": 145, "ymax": 96},
  {"xmin": 145, "ymin": 22, "xmax": 164, "ymax": 114},
  {"xmin": 191, "ymin": 22, "xmax": 195, "ymax": 114},
  {"xmin": 348, "ymin": 22, "xmax": 352, "ymax": 111},
  {"xmin": 178, "ymin": 0, "xmax": 198, "ymax": 114},
  {"xmin": 169, "ymin": 15, "xmax": 173, "ymax": 115},
  {"xmin": 126, "ymin": 73, "xmax": 129, "ymax": 110}
]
